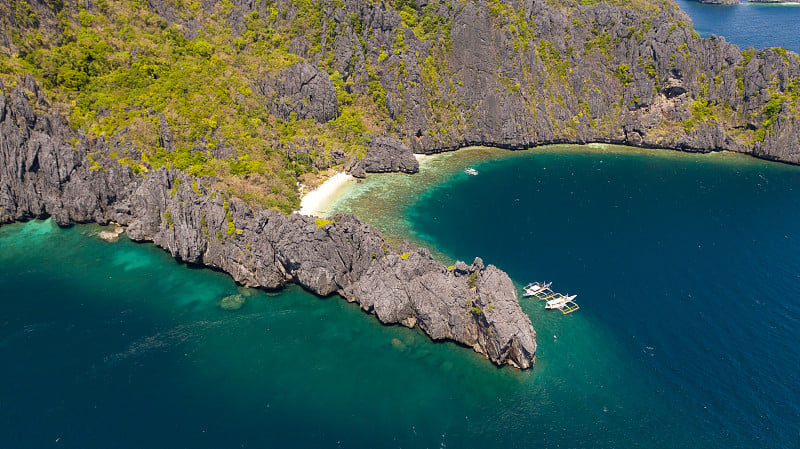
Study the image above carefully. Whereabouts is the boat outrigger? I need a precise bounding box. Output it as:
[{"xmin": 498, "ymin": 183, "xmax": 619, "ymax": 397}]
[
  {"xmin": 464, "ymin": 167, "xmax": 479, "ymax": 176},
  {"xmin": 545, "ymin": 294, "xmax": 577, "ymax": 310},
  {"xmin": 524, "ymin": 282, "xmax": 580, "ymax": 314}
]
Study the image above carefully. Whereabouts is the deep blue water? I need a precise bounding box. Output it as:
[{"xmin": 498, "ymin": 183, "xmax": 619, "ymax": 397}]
[
  {"xmin": 405, "ymin": 148, "xmax": 800, "ymax": 448},
  {"xmin": 4, "ymin": 148, "xmax": 799, "ymax": 448},
  {"xmin": 674, "ymin": 0, "xmax": 800, "ymax": 54}
]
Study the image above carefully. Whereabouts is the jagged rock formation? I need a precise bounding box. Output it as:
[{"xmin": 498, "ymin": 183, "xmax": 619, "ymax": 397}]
[
  {"xmin": 349, "ymin": 134, "xmax": 419, "ymax": 177},
  {"xmin": 0, "ymin": 82, "xmax": 536, "ymax": 369},
  {"xmin": 2, "ymin": 0, "xmax": 799, "ymax": 166},
  {"xmin": 0, "ymin": 76, "xmax": 139, "ymax": 225},
  {"xmin": 182, "ymin": 0, "xmax": 800, "ymax": 163},
  {"xmin": 255, "ymin": 61, "xmax": 340, "ymax": 123}
]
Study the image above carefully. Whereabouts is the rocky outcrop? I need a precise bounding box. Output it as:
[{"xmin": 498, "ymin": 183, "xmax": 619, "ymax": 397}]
[
  {"xmin": 344, "ymin": 256, "xmax": 536, "ymax": 367},
  {"xmin": 349, "ymin": 134, "xmax": 419, "ymax": 178},
  {"xmin": 255, "ymin": 61, "xmax": 339, "ymax": 123},
  {"xmin": 0, "ymin": 82, "xmax": 536, "ymax": 369},
  {"xmin": 0, "ymin": 78, "xmax": 138, "ymax": 226}
]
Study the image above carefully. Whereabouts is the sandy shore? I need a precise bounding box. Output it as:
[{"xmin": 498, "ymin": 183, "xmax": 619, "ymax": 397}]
[{"xmin": 296, "ymin": 172, "xmax": 354, "ymax": 216}]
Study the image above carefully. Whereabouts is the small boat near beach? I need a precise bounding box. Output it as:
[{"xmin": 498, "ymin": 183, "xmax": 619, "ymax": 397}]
[{"xmin": 464, "ymin": 167, "xmax": 479, "ymax": 176}]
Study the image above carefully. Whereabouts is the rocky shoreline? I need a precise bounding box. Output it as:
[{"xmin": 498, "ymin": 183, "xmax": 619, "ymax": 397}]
[
  {"xmin": 2, "ymin": 0, "xmax": 800, "ymax": 370},
  {"xmin": 0, "ymin": 80, "xmax": 537, "ymax": 369}
]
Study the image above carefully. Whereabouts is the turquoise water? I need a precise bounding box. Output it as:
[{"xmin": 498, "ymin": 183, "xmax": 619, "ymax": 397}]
[
  {"xmin": 1, "ymin": 221, "xmax": 536, "ymax": 448},
  {"xmin": 3, "ymin": 147, "xmax": 800, "ymax": 448},
  {"xmin": 674, "ymin": 0, "xmax": 800, "ymax": 54}
]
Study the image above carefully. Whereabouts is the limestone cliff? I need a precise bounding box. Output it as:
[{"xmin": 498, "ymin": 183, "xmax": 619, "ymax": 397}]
[{"xmin": 176, "ymin": 0, "xmax": 799, "ymax": 164}]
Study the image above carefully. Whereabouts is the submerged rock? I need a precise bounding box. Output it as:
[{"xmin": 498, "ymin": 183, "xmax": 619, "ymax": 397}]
[
  {"xmin": 98, "ymin": 225, "xmax": 125, "ymax": 242},
  {"xmin": 220, "ymin": 294, "xmax": 246, "ymax": 310},
  {"xmin": 391, "ymin": 338, "xmax": 407, "ymax": 352}
]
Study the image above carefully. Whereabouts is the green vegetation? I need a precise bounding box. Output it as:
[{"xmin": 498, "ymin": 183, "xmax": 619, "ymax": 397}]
[
  {"xmin": 753, "ymin": 79, "xmax": 800, "ymax": 141},
  {"xmin": 585, "ymin": 23, "xmax": 614, "ymax": 58},
  {"xmin": 613, "ymin": 63, "xmax": 633, "ymax": 86},
  {"xmin": 638, "ymin": 56, "xmax": 657, "ymax": 79},
  {"xmin": 0, "ymin": 0, "xmax": 389, "ymax": 214},
  {"xmin": 467, "ymin": 271, "xmax": 478, "ymax": 289},
  {"xmin": 545, "ymin": 0, "xmax": 678, "ymax": 15},
  {"xmin": 539, "ymin": 40, "xmax": 570, "ymax": 80},
  {"xmin": 394, "ymin": 0, "xmax": 451, "ymax": 42},
  {"xmin": 315, "ymin": 217, "xmax": 334, "ymax": 228},
  {"xmin": 683, "ymin": 99, "xmax": 718, "ymax": 132}
]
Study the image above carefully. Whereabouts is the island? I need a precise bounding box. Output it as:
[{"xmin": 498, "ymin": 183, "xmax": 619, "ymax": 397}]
[{"xmin": 1, "ymin": 0, "xmax": 799, "ymax": 368}]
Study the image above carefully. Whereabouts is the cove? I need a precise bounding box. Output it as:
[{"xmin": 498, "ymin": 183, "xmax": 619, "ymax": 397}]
[
  {"xmin": 2, "ymin": 145, "xmax": 800, "ymax": 448},
  {"xmin": 331, "ymin": 144, "xmax": 800, "ymax": 448}
]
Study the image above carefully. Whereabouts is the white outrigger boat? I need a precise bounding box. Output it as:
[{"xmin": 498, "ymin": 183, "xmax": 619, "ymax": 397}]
[
  {"xmin": 464, "ymin": 167, "xmax": 479, "ymax": 176},
  {"xmin": 545, "ymin": 294, "xmax": 577, "ymax": 310},
  {"xmin": 524, "ymin": 281, "xmax": 580, "ymax": 314},
  {"xmin": 523, "ymin": 281, "xmax": 551, "ymax": 297}
]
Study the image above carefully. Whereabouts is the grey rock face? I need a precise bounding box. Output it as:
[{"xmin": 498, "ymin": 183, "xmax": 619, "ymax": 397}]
[
  {"xmin": 0, "ymin": 83, "xmax": 138, "ymax": 226},
  {"xmin": 344, "ymin": 255, "xmax": 536, "ymax": 368},
  {"xmin": 255, "ymin": 61, "xmax": 339, "ymax": 123},
  {"xmin": 224, "ymin": 0, "xmax": 798, "ymax": 165},
  {"xmin": 138, "ymin": 0, "xmax": 800, "ymax": 166},
  {"xmin": 0, "ymin": 82, "xmax": 536, "ymax": 369},
  {"xmin": 349, "ymin": 134, "xmax": 419, "ymax": 178}
]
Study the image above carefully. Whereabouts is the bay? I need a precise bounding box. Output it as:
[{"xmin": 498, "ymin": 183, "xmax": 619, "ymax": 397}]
[
  {"xmin": 4, "ymin": 1, "xmax": 800, "ymax": 446},
  {"xmin": 3, "ymin": 145, "xmax": 800, "ymax": 448},
  {"xmin": 331, "ymin": 144, "xmax": 800, "ymax": 448},
  {"xmin": 674, "ymin": 0, "xmax": 800, "ymax": 54}
]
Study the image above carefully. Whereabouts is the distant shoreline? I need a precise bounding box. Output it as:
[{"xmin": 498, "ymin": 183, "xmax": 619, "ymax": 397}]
[{"xmin": 695, "ymin": 0, "xmax": 800, "ymax": 4}]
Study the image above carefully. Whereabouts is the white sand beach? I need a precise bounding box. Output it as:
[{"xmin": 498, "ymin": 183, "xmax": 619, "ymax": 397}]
[{"xmin": 296, "ymin": 172, "xmax": 354, "ymax": 216}]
